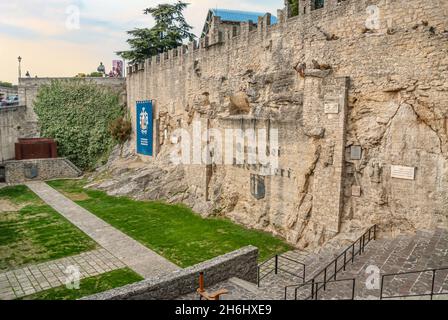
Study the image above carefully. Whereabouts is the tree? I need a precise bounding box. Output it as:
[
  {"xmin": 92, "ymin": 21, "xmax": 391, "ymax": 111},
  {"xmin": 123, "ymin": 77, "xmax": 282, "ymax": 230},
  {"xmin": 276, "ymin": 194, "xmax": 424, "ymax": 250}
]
[
  {"xmin": 0, "ymin": 81, "xmax": 13, "ymax": 88},
  {"xmin": 117, "ymin": 1, "xmax": 196, "ymax": 64},
  {"xmin": 288, "ymin": 0, "xmax": 299, "ymax": 17}
]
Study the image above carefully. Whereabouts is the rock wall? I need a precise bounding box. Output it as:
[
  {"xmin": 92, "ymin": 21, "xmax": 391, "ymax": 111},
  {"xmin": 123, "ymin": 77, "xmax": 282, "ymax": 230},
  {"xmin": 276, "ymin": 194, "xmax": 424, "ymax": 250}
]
[{"xmin": 93, "ymin": 0, "xmax": 448, "ymax": 249}]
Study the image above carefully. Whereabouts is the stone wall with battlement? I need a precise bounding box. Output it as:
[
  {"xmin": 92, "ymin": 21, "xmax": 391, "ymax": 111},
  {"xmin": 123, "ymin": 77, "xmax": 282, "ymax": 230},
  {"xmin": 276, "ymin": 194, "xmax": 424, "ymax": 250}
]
[{"xmin": 109, "ymin": 0, "xmax": 448, "ymax": 249}]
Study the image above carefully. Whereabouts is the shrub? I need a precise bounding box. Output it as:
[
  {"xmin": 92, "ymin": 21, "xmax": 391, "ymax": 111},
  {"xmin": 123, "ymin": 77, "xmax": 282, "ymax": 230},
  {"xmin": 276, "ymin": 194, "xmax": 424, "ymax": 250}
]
[
  {"xmin": 109, "ymin": 116, "xmax": 132, "ymax": 145},
  {"xmin": 34, "ymin": 80, "xmax": 124, "ymax": 170}
]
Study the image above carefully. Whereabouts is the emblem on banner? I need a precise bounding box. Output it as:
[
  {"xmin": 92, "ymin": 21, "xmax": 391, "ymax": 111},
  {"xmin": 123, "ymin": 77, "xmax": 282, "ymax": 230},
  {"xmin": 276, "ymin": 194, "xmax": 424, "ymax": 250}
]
[{"xmin": 140, "ymin": 107, "xmax": 149, "ymax": 134}]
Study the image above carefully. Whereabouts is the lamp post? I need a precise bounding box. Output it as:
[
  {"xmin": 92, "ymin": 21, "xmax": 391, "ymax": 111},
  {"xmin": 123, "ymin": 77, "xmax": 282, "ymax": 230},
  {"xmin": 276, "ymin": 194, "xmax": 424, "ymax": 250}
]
[{"xmin": 17, "ymin": 56, "xmax": 22, "ymax": 79}]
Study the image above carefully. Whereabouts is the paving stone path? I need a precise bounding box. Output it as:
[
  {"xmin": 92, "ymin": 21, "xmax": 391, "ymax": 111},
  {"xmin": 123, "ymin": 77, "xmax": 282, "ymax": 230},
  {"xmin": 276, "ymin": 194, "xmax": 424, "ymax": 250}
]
[
  {"xmin": 0, "ymin": 249, "xmax": 125, "ymax": 300},
  {"xmin": 25, "ymin": 182, "xmax": 180, "ymax": 279}
]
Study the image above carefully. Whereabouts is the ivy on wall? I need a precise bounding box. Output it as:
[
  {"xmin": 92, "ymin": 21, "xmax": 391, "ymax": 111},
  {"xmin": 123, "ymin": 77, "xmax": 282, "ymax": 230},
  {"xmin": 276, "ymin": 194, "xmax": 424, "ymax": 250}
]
[{"xmin": 34, "ymin": 80, "xmax": 124, "ymax": 170}]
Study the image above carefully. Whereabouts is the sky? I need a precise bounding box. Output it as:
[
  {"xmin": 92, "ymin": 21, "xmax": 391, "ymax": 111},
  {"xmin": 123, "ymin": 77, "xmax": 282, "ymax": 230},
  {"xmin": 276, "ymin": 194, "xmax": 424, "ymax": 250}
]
[{"xmin": 0, "ymin": 0, "xmax": 280, "ymax": 84}]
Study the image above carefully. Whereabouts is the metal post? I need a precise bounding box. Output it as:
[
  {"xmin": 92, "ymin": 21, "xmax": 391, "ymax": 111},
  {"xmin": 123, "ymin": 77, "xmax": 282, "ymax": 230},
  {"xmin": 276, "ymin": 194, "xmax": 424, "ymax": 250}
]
[
  {"xmin": 379, "ymin": 276, "xmax": 384, "ymax": 300},
  {"xmin": 343, "ymin": 251, "xmax": 347, "ymax": 271},
  {"xmin": 351, "ymin": 280, "xmax": 356, "ymax": 300},
  {"xmin": 352, "ymin": 244, "xmax": 355, "ymax": 263},
  {"xmin": 430, "ymin": 270, "xmax": 436, "ymax": 300},
  {"xmin": 334, "ymin": 260, "xmax": 338, "ymax": 280},
  {"xmin": 198, "ymin": 272, "xmax": 205, "ymax": 293},
  {"xmin": 303, "ymin": 265, "xmax": 306, "ymax": 283},
  {"xmin": 362, "ymin": 234, "xmax": 365, "ymax": 253},
  {"xmin": 359, "ymin": 236, "xmax": 362, "ymax": 255},
  {"xmin": 275, "ymin": 255, "xmax": 278, "ymax": 275},
  {"xmin": 324, "ymin": 268, "xmax": 327, "ymax": 290}
]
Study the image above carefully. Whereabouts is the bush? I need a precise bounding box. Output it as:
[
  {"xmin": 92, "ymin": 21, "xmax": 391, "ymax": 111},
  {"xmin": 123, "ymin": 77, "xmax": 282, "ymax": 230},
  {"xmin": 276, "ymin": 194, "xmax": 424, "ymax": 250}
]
[
  {"xmin": 34, "ymin": 80, "xmax": 124, "ymax": 170},
  {"xmin": 109, "ymin": 116, "xmax": 132, "ymax": 145}
]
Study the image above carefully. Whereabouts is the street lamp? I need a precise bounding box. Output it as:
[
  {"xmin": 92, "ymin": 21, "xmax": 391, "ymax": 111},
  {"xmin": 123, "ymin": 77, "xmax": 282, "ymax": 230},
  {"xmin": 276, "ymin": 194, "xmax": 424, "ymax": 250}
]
[{"xmin": 17, "ymin": 56, "xmax": 22, "ymax": 79}]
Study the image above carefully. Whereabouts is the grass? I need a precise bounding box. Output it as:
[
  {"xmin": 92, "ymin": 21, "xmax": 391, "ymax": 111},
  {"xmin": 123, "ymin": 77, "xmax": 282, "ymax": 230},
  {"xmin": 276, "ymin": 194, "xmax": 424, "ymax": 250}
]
[
  {"xmin": 48, "ymin": 179, "xmax": 292, "ymax": 267},
  {"xmin": 18, "ymin": 268, "xmax": 143, "ymax": 300},
  {"xmin": 0, "ymin": 185, "xmax": 97, "ymax": 271}
]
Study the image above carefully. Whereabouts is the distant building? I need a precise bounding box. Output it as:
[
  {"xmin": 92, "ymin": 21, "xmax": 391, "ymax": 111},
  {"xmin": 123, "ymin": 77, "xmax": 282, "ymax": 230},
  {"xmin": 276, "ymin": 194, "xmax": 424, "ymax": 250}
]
[{"xmin": 201, "ymin": 9, "xmax": 277, "ymax": 38}]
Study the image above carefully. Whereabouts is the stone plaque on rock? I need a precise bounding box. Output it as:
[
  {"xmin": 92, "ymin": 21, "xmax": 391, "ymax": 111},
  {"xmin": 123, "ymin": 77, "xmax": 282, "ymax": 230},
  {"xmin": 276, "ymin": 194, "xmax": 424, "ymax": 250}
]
[
  {"xmin": 352, "ymin": 185, "xmax": 361, "ymax": 197},
  {"xmin": 324, "ymin": 102, "xmax": 339, "ymax": 114},
  {"xmin": 391, "ymin": 165, "xmax": 415, "ymax": 180},
  {"xmin": 350, "ymin": 146, "xmax": 362, "ymax": 160}
]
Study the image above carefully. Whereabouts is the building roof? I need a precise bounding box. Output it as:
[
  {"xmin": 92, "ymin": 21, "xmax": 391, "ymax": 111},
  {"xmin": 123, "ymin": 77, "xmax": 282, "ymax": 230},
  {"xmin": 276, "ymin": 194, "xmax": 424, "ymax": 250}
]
[
  {"xmin": 202, "ymin": 8, "xmax": 277, "ymax": 37},
  {"xmin": 211, "ymin": 8, "xmax": 278, "ymax": 24}
]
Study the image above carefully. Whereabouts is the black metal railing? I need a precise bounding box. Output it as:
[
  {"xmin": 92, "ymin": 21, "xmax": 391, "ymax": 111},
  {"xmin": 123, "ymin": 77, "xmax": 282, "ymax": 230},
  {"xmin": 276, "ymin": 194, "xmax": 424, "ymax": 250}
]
[
  {"xmin": 380, "ymin": 267, "xmax": 448, "ymax": 300},
  {"xmin": 285, "ymin": 278, "xmax": 356, "ymax": 300},
  {"xmin": 284, "ymin": 225, "xmax": 377, "ymax": 300},
  {"xmin": 257, "ymin": 254, "xmax": 306, "ymax": 287}
]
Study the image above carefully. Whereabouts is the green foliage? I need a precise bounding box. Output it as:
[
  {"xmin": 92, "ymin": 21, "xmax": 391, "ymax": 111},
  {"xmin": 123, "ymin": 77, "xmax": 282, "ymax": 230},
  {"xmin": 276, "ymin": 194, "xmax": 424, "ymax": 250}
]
[
  {"xmin": 289, "ymin": 0, "xmax": 299, "ymax": 16},
  {"xmin": 34, "ymin": 80, "xmax": 124, "ymax": 170},
  {"xmin": 117, "ymin": 1, "xmax": 196, "ymax": 64},
  {"xmin": 19, "ymin": 268, "xmax": 143, "ymax": 300},
  {"xmin": 0, "ymin": 185, "xmax": 96, "ymax": 271},
  {"xmin": 0, "ymin": 81, "xmax": 13, "ymax": 88},
  {"xmin": 109, "ymin": 116, "xmax": 132, "ymax": 145},
  {"xmin": 87, "ymin": 72, "xmax": 104, "ymax": 78}
]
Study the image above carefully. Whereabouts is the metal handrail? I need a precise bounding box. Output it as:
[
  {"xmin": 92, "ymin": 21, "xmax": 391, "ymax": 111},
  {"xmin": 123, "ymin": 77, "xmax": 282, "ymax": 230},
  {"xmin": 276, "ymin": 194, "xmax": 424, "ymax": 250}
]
[
  {"xmin": 257, "ymin": 253, "xmax": 306, "ymax": 287},
  {"xmin": 380, "ymin": 266, "xmax": 448, "ymax": 300},
  {"xmin": 284, "ymin": 225, "xmax": 377, "ymax": 299}
]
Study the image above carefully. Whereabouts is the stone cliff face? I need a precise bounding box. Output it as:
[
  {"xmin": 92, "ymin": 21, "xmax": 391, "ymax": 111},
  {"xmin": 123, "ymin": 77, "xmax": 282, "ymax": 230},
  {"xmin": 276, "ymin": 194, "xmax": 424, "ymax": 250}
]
[{"xmin": 88, "ymin": 0, "xmax": 448, "ymax": 250}]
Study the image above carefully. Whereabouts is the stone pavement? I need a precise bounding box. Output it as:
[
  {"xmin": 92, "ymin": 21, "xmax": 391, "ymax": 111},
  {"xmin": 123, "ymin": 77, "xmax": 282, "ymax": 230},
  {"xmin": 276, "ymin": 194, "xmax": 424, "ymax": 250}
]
[
  {"xmin": 0, "ymin": 248, "xmax": 125, "ymax": 300},
  {"xmin": 25, "ymin": 181, "xmax": 180, "ymax": 279}
]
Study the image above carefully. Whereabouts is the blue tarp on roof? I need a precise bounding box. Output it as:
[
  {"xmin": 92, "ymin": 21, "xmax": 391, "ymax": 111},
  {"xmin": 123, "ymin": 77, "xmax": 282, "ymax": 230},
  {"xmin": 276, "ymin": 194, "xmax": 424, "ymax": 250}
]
[{"xmin": 211, "ymin": 8, "xmax": 278, "ymax": 24}]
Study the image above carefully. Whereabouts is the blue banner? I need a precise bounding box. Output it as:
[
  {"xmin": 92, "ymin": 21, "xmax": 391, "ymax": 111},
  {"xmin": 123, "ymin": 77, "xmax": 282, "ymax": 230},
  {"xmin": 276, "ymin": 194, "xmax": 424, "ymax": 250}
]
[{"xmin": 136, "ymin": 100, "xmax": 153, "ymax": 156}]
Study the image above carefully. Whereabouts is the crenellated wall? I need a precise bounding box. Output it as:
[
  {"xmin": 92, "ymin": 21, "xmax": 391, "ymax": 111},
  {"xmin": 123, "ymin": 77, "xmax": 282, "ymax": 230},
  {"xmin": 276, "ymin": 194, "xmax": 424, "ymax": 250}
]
[{"xmin": 98, "ymin": 0, "xmax": 448, "ymax": 249}]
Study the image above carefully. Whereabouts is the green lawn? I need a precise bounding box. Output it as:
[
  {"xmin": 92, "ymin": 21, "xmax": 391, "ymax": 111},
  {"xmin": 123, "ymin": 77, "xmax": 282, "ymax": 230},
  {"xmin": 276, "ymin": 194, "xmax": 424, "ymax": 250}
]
[
  {"xmin": 18, "ymin": 268, "xmax": 143, "ymax": 300},
  {"xmin": 0, "ymin": 185, "xmax": 96, "ymax": 271},
  {"xmin": 48, "ymin": 179, "xmax": 292, "ymax": 267}
]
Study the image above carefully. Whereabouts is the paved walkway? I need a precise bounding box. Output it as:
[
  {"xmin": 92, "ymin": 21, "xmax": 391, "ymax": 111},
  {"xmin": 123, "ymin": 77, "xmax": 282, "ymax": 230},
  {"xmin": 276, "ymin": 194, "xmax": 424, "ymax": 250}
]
[
  {"xmin": 25, "ymin": 182, "xmax": 180, "ymax": 279},
  {"xmin": 0, "ymin": 249, "xmax": 125, "ymax": 300}
]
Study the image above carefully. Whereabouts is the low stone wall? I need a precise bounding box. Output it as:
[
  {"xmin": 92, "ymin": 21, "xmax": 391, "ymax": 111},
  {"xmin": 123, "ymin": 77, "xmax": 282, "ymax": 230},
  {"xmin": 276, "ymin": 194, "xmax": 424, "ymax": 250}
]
[
  {"xmin": 4, "ymin": 158, "xmax": 82, "ymax": 183},
  {"xmin": 82, "ymin": 246, "xmax": 258, "ymax": 300}
]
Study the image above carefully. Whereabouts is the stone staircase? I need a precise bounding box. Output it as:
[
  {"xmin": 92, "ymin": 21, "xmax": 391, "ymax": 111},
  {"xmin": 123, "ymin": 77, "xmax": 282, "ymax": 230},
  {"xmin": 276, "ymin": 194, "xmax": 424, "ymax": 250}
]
[
  {"xmin": 316, "ymin": 228, "xmax": 448, "ymax": 300},
  {"xmin": 178, "ymin": 228, "xmax": 448, "ymax": 300}
]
